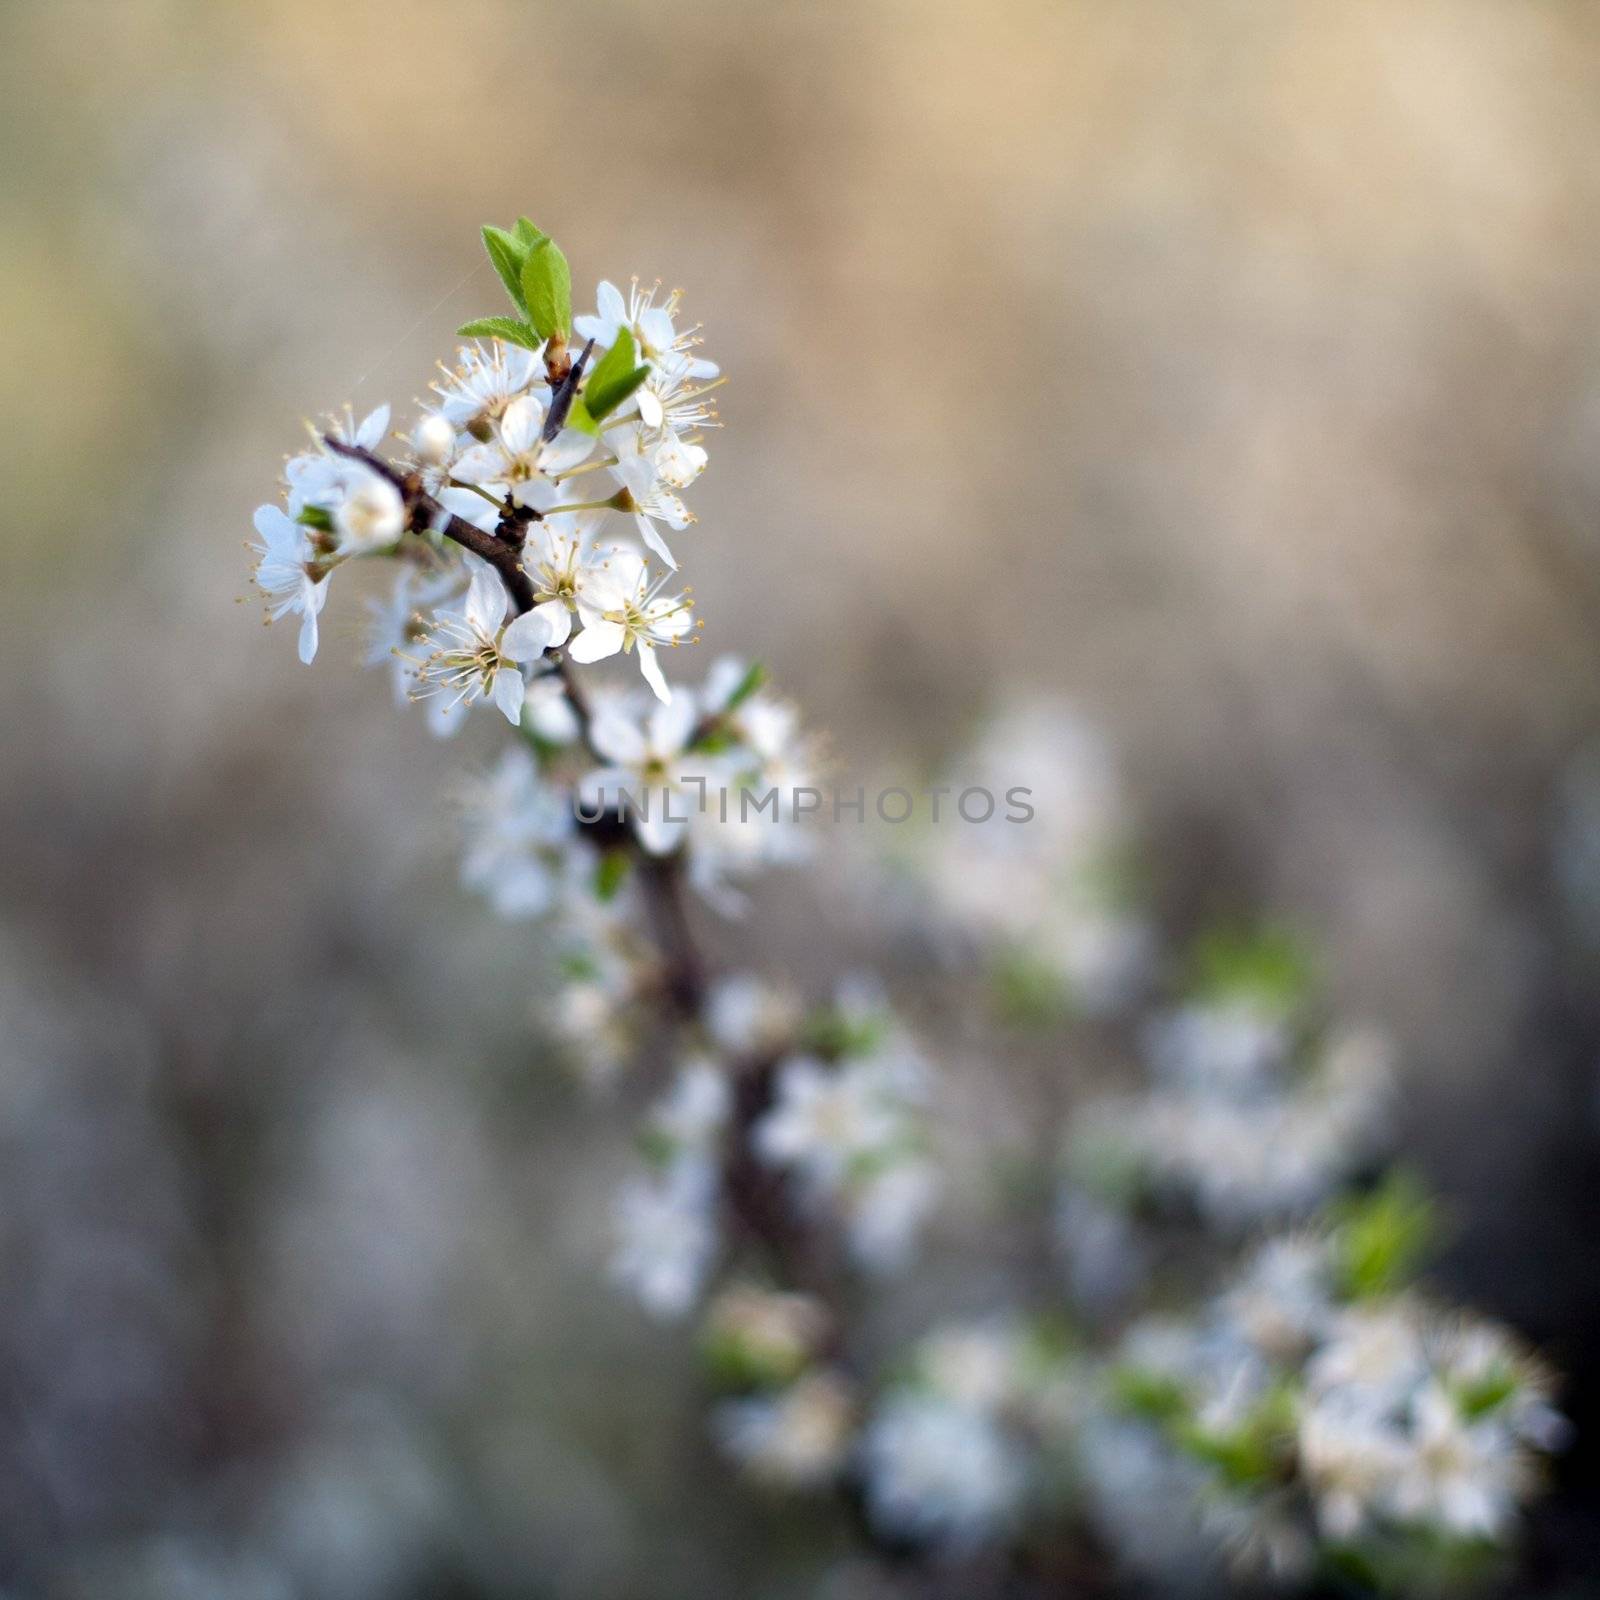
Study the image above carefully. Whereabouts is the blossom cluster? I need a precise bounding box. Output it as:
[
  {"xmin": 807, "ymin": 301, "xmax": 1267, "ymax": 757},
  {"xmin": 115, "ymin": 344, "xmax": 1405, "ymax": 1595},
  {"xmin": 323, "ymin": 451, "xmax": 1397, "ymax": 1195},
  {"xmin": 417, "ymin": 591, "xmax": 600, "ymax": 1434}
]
[
  {"xmin": 254, "ymin": 222, "xmax": 718, "ymax": 710},
  {"xmin": 608, "ymin": 978, "xmax": 942, "ymax": 1321},
  {"xmin": 1105, "ymin": 1204, "xmax": 1568, "ymax": 1588},
  {"xmin": 912, "ymin": 702, "xmax": 1154, "ymax": 1014},
  {"xmin": 248, "ymin": 223, "xmax": 1570, "ymax": 1594},
  {"xmin": 1061, "ymin": 927, "xmax": 1395, "ymax": 1242},
  {"xmin": 858, "ymin": 1320, "xmax": 1075, "ymax": 1550}
]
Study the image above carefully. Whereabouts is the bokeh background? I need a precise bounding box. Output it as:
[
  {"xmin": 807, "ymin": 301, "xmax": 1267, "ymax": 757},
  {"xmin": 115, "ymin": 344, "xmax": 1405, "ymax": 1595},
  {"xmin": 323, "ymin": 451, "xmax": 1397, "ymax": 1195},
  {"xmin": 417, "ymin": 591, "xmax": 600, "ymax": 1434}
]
[{"xmin": 3, "ymin": 0, "xmax": 1599, "ymax": 1594}]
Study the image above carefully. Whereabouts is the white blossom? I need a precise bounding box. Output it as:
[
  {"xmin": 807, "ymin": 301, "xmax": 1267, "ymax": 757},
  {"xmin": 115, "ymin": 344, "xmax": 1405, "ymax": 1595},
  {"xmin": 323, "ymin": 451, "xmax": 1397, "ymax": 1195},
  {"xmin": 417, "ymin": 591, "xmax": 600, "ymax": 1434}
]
[
  {"xmin": 330, "ymin": 461, "xmax": 406, "ymax": 554},
  {"xmin": 705, "ymin": 974, "xmax": 802, "ymax": 1057},
  {"xmin": 574, "ymin": 279, "xmax": 718, "ymax": 380},
  {"xmin": 432, "ymin": 340, "xmax": 545, "ymax": 427},
  {"xmin": 649, "ymin": 1056, "xmax": 731, "ymax": 1154},
  {"xmin": 568, "ymin": 549, "xmax": 696, "ymax": 704},
  {"xmin": 609, "ymin": 1160, "xmax": 718, "ymax": 1320},
  {"xmin": 754, "ymin": 1055, "xmax": 904, "ymax": 1190},
  {"xmin": 580, "ymin": 693, "xmax": 701, "ymax": 855},
  {"xmin": 251, "ymin": 504, "xmax": 330, "ymax": 665},
  {"xmin": 457, "ymin": 745, "xmax": 574, "ymax": 919},
  {"xmin": 452, "ymin": 392, "xmax": 593, "ymax": 496},
  {"xmin": 409, "ymin": 555, "xmax": 552, "ymax": 726},
  {"xmin": 714, "ymin": 1372, "xmax": 853, "ymax": 1488},
  {"xmin": 860, "ymin": 1394, "xmax": 1025, "ymax": 1551},
  {"xmin": 519, "ymin": 521, "xmax": 612, "ymax": 651},
  {"xmin": 411, "ymin": 411, "xmax": 457, "ymax": 467},
  {"xmin": 604, "ymin": 426, "xmax": 693, "ymax": 568}
]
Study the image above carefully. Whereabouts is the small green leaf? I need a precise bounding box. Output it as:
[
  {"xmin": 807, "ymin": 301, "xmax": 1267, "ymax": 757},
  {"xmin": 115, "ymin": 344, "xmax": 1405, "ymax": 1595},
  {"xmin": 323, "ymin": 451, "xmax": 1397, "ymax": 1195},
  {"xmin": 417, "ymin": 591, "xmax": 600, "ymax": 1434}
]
[
  {"xmin": 521, "ymin": 238, "xmax": 572, "ymax": 341},
  {"xmin": 990, "ymin": 948, "xmax": 1073, "ymax": 1028},
  {"xmin": 564, "ymin": 394, "xmax": 600, "ymax": 436},
  {"xmin": 589, "ymin": 364, "xmax": 651, "ymax": 424},
  {"xmin": 582, "ymin": 326, "xmax": 651, "ymax": 422},
  {"xmin": 594, "ymin": 849, "xmax": 631, "ymax": 903},
  {"xmin": 1457, "ymin": 1366, "xmax": 1518, "ymax": 1420},
  {"xmin": 295, "ymin": 506, "xmax": 334, "ymax": 532},
  {"xmin": 457, "ymin": 316, "xmax": 544, "ymax": 351},
  {"xmin": 1187, "ymin": 922, "xmax": 1315, "ymax": 1014},
  {"xmin": 481, "ymin": 225, "xmax": 529, "ymax": 315},
  {"xmin": 724, "ymin": 660, "xmax": 767, "ymax": 711},
  {"xmin": 636, "ymin": 1125, "xmax": 677, "ymax": 1170},
  {"xmin": 1332, "ymin": 1172, "xmax": 1436, "ymax": 1300},
  {"xmin": 513, "ymin": 216, "xmax": 549, "ymax": 250},
  {"xmin": 1110, "ymin": 1366, "xmax": 1189, "ymax": 1424},
  {"xmin": 800, "ymin": 1005, "xmax": 888, "ymax": 1060}
]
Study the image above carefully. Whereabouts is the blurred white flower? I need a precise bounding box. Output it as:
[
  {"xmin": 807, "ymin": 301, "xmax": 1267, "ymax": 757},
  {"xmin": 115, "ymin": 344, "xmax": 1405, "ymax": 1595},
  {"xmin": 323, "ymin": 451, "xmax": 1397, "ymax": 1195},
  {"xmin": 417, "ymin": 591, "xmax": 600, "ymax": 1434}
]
[
  {"xmin": 457, "ymin": 745, "xmax": 574, "ymax": 920},
  {"xmin": 610, "ymin": 1161, "xmax": 718, "ymax": 1320},
  {"xmin": 860, "ymin": 1393, "xmax": 1024, "ymax": 1551},
  {"xmin": 714, "ymin": 1372, "xmax": 853, "ymax": 1488},
  {"xmin": 251, "ymin": 505, "xmax": 330, "ymax": 665},
  {"xmin": 581, "ymin": 692, "xmax": 701, "ymax": 854},
  {"xmin": 754, "ymin": 1056, "xmax": 903, "ymax": 1190}
]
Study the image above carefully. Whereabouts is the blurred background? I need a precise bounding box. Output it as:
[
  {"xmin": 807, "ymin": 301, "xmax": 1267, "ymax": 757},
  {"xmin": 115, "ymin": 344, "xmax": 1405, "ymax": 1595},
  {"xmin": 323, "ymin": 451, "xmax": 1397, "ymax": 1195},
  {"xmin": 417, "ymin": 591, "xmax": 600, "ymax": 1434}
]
[{"xmin": 3, "ymin": 0, "xmax": 1600, "ymax": 1593}]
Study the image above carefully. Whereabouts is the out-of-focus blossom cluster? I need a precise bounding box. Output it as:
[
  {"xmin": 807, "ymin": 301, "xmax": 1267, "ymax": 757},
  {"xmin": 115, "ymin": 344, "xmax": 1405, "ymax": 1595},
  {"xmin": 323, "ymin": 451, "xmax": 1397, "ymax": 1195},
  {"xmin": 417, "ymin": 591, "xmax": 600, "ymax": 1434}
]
[
  {"xmin": 1062, "ymin": 927, "xmax": 1395, "ymax": 1250},
  {"xmin": 753, "ymin": 981, "xmax": 940, "ymax": 1273},
  {"xmin": 912, "ymin": 702, "xmax": 1155, "ymax": 1015},
  {"xmin": 858, "ymin": 1320, "xmax": 1079, "ymax": 1552},
  {"xmin": 607, "ymin": 980, "xmax": 944, "ymax": 1322},
  {"xmin": 1102, "ymin": 1190, "xmax": 1568, "ymax": 1589}
]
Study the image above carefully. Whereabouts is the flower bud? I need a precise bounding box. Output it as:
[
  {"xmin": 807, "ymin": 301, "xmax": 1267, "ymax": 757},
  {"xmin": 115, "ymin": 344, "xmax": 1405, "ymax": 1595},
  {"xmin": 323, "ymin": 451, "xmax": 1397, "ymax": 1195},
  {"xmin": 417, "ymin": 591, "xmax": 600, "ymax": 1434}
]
[{"xmin": 412, "ymin": 412, "xmax": 457, "ymax": 467}]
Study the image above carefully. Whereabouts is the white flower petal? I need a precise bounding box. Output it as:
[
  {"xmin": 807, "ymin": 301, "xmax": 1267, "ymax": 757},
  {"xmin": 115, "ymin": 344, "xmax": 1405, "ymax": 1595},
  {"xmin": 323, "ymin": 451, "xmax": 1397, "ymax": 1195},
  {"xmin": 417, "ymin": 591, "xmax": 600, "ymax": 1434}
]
[
  {"xmin": 566, "ymin": 618, "xmax": 626, "ymax": 663},
  {"xmin": 532, "ymin": 598, "xmax": 571, "ymax": 648},
  {"xmin": 501, "ymin": 607, "xmax": 555, "ymax": 662},
  {"xmin": 501, "ymin": 394, "xmax": 545, "ymax": 458},
  {"xmin": 539, "ymin": 427, "xmax": 596, "ymax": 475},
  {"xmin": 590, "ymin": 709, "xmax": 648, "ymax": 766},
  {"xmin": 491, "ymin": 666, "xmax": 525, "ymax": 724},
  {"xmin": 638, "ymin": 641, "xmax": 672, "ymax": 704},
  {"xmin": 355, "ymin": 403, "xmax": 391, "ymax": 449},
  {"xmin": 463, "ymin": 555, "xmax": 507, "ymax": 634},
  {"xmin": 636, "ymin": 517, "xmax": 678, "ymax": 569}
]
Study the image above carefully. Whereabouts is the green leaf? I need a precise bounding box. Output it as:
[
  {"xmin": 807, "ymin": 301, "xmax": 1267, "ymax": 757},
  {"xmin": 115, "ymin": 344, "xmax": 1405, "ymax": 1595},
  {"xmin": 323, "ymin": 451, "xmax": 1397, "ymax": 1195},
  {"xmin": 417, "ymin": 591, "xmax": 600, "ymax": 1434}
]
[
  {"xmin": 723, "ymin": 660, "xmax": 767, "ymax": 711},
  {"xmin": 1332, "ymin": 1172, "xmax": 1436, "ymax": 1300},
  {"xmin": 295, "ymin": 505, "xmax": 334, "ymax": 532},
  {"xmin": 800, "ymin": 1005, "xmax": 888, "ymax": 1060},
  {"xmin": 582, "ymin": 326, "xmax": 651, "ymax": 422},
  {"xmin": 1110, "ymin": 1366, "xmax": 1189, "ymax": 1424},
  {"xmin": 457, "ymin": 316, "xmax": 544, "ymax": 351},
  {"xmin": 594, "ymin": 849, "xmax": 631, "ymax": 903},
  {"xmin": 635, "ymin": 1125, "xmax": 677, "ymax": 1170},
  {"xmin": 513, "ymin": 216, "xmax": 549, "ymax": 250},
  {"xmin": 564, "ymin": 394, "xmax": 600, "ymax": 436},
  {"xmin": 990, "ymin": 948, "xmax": 1073, "ymax": 1028},
  {"xmin": 481, "ymin": 225, "xmax": 529, "ymax": 315},
  {"xmin": 1187, "ymin": 922, "xmax": 1315, "ymax": 1014},
  {"xmin": 521, "ymin": 238, "xmax": 572, "ymax": 341},
  {"xmin": 1457, "ymin": 1366, "xmax": 1518, "ymax": 1420}
]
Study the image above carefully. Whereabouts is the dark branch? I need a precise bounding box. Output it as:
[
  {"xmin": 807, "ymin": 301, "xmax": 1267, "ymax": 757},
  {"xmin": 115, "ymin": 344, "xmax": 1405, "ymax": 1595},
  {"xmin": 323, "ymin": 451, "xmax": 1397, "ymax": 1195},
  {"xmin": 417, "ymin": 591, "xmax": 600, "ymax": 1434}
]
[
  {"xmin": 543, "ymin": 337, "xmax": 595, "ymax": 441},
  {"xmin": 322, "ymin": 436, "xmax": 535, "ymax": 611}
]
